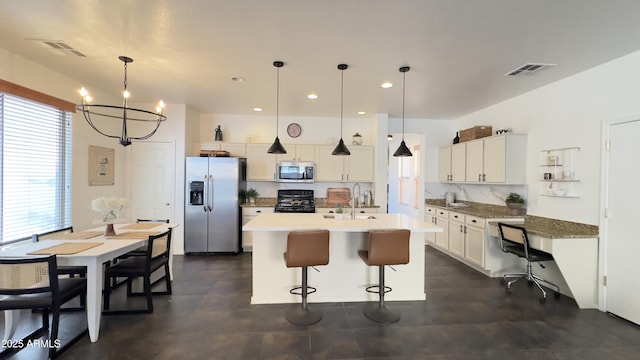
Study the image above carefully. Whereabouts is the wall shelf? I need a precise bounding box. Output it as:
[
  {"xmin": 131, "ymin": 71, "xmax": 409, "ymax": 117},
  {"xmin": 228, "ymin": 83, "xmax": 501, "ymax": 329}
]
[{"xmin": 539, "ymin": 147, "xmax": 580, "ymax": 197}]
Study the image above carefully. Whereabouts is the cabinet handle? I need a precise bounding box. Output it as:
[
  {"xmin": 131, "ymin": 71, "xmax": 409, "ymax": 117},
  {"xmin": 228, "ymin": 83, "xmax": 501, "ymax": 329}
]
[
  {"xmin": 483, "ymin": 174, "xmax": 486, "ymax": 182},
  {"xmin": 460, "ymin": 224, "xmax": 463, "ymax": 232},
  {"xmin": 478, "ymin": 174, "xmax": 482, "ymax": 182},
  {"xmin": 256, "ymin": 210, "xmax": 262, "ymax": 214},
  {"xmin": 464, "ymin": 225, "xmax": 467, "ymax": 234},
  {"xmin": 471, "ymin": 219, "xmax": 476, "ymax": 223}
]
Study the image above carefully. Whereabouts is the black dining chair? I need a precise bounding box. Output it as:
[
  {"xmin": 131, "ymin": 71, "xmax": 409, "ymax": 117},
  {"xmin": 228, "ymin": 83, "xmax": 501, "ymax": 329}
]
[
  {"xmin": 33, "ymin": 227, "xmax": 87, "ymax": 311},
  {"xmin": 33, "ymin": 227, "xmax": 88, "ymax": 279},
  {"xmin": 109, "ymin": 219, "xmax": 171, "ymax": 289},
  {"xmin": 0, "ymin": 255, "xmax": 88, "ymax": 359},
  {"xmin": 103, "ymin": 228, "xmax": 173, "ymax": 314}
]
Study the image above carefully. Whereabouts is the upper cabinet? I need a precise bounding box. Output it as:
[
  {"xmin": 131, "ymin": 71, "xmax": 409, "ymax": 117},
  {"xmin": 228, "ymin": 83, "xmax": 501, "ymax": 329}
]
[
  {"xmin": 439, "ymin": 144, "xmax": 466, "ymax": 183},
  {"xmin": 279, "ymin": 144, "xmax": 315, "ymax": 162},
  {"xmin": 315, "ymin": 145, "xmax": 374, "ymax": 182},
  {"xmin": 439, "ymin": 134, "xmax": 527, "ymax": 184},
  {"xmin": 246, "ymin": 143, "xmax": 277, "ymax": 181}
]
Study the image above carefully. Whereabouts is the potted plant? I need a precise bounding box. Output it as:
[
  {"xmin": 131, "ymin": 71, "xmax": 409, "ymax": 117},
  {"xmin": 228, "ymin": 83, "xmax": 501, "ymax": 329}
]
[
  {"xmin": 246, "ymin": 188, "xmax": 259, "ymax": 204},
  {"xmin": 352, "ymin": 132, "xmax": 363, "ymax": 145},
  {"xmin": 334, "ymin": 203, "xmax": 345, "ymax": 219},
  {"xmin": 505, "ymin": 192, "xmax": 526, "ymax": 215}
]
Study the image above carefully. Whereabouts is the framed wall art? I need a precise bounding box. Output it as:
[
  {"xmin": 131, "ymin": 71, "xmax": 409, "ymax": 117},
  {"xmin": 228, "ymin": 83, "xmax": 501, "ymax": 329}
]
[{"xmin": 89, "ymin": 145, "xmax": 115, "ymax": 185}]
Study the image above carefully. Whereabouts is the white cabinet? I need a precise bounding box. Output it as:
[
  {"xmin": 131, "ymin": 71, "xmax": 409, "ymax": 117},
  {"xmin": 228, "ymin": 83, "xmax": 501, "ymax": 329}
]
[
  {"xmin": 317, "ymin": 207, "xmax": 379, "ymax": 215},
  {"xmin": 314, "ymin": 145, "xmax": 374, "ymax": 182},
  {"xmin": 425, "ymin": 207, "xmax": 450, "ymax": 250},
  {"xmin": 241, "ymin": 207, "xmax": 272, "ymax": 251},
  {"xmin": 447, "ymin": 211, "xmax": 485, "ymax": 266},
  {"xmin": 438, "ymin": 144, "xmax": 466, "ymax": 182},
  {"xmin": 279, "ymin": 144, "xmax": 315, "ymax": 162},
  {"xmin": 246, "ymin": 144, "xmax": 278, "ymax": 181},
  {"xmin": 464, "ymin": 215, "xmax": 485, "ymax": 267},
  {"xmin": 448, "ymin": 212, "xmax": 465, "ymax": 257},
  {"xmin": 539, "ymin": 147, "xmax": 580, "ymax": 197},
  {"xmin": 427, "ymin": 205, "xmax": 525, "ymax": 276},
  {"xmin": 464, "ymin": 134, "xmax": 527, "ymax": 184}
]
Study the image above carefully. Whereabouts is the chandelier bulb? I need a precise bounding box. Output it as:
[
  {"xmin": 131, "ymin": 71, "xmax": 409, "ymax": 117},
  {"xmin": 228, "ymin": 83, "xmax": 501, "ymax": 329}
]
[
  {"xmin": 80, "ymin": 87, "xmax": 88, "ymax": 97},
  {"xmin": 85, "ymin": 95, "xmax": 92, "ymax": 103},
  {"xmin": 123, "ymin": 90, "xmax": 130, "ymax": 99}
]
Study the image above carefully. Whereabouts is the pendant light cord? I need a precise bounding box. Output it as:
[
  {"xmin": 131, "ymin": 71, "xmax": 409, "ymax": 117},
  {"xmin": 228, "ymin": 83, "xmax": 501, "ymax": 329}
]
[
  {"xmin": 340, "ymin": 67, "xmax": 344, "ymax": 138},
  {"xmin": 276, "ymin": 65, "xmax": 280, "ymax": 134},
  {"xmin": 401, "ymin": 69, "xmax": 406, "ymax": 140}
]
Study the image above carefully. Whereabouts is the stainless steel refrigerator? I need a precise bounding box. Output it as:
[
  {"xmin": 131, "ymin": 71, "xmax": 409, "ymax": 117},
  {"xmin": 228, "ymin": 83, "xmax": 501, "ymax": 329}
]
[{"xmin": 184, "ymin": 157, "xmax": 246, "ymax": 254}]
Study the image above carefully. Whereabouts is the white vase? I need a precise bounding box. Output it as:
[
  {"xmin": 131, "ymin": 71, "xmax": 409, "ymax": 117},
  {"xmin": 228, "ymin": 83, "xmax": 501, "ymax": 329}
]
[{"xmin": 352, "ymin": 136, "xmax": 362, "ymax": 145}]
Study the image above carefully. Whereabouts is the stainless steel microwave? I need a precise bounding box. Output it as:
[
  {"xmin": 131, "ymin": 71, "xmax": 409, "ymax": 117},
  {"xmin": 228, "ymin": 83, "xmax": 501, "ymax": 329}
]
[{"xmin": 277, "ymin": 161, "xmax": 315, "ymax": 183}]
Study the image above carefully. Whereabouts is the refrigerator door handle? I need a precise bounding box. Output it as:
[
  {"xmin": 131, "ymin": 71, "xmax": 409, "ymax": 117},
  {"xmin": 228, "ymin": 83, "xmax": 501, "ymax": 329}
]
[
  {"xmin": 203, "ymin": 175, "xmax": 208, "ymax": 212},
  {"xmin": 208, "ymin": 175, "xmax": 214, "ymax": 211}
]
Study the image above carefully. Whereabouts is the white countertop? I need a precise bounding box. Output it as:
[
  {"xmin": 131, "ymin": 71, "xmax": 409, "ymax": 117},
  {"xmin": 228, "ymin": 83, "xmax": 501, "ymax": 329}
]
[{"xmin": 243, "ymin": 213, "xmax": 442, "ymax": 233}]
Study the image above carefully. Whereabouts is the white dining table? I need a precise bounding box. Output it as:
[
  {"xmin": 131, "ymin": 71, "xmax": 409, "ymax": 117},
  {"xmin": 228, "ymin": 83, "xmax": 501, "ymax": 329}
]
[{"xmin": 1, "ymin": 222, "xmax": 176, "ymax": 343}]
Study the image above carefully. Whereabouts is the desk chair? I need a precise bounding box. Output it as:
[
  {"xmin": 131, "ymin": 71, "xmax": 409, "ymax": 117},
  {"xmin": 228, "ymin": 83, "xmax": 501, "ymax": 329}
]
[
  {"xmin": 103, "ymin": 229, "xmax": 173, "ymax": 314},
  {"xmin": 283, "ymin": 229, "xmax": 330, "ymax": 326},
  {"xmin": 358, "ymin": 229, "xmax": 410, "ymax": 323},
  {"xmin": 0, "ymin": 255, "xmax": 87, "ymax": 359},
  {"xmin": 498, "ymin": 222, "xmax": 560, "ymax": 300}
]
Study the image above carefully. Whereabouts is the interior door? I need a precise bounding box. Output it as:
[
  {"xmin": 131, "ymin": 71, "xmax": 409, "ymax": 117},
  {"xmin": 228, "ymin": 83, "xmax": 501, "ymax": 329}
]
[
  {"xmin": 129, "ymin": 141, "xmax": 175, "ymax": 222},
  {"xmin": 606, "ymin": 120, "xmax": 640, "ymax": 325}
]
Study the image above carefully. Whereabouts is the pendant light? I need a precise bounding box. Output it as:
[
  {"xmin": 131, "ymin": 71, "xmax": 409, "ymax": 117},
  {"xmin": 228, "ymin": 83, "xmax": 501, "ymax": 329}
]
[
  {"xmin": 393, "ymin": 66, "xmax": 413, "ymax": 157},
  {"xmin": 267, "ymin": 61, "xmax": 287, "ymax": 154},
  {"xmin": 332, "ymin": 63, "xmax": 351, "ymax": 156}
]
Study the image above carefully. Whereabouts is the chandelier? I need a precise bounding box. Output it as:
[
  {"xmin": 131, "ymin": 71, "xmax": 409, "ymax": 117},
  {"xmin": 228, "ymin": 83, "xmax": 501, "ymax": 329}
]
[{"xmin": 77, "ymin": 56, "xmax": 166, "ymax": 146}]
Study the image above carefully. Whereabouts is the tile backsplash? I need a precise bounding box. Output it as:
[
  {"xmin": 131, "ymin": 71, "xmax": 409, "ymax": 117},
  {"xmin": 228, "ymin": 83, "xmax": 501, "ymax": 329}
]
[{"xmin": 426, "ymin": 182, "xmax": 527, "ymax": 206}]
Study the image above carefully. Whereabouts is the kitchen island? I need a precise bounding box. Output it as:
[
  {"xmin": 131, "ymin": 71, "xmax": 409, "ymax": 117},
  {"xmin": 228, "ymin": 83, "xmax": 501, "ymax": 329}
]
[{"xmin": 243, "ymin": 213, "xmax": 441, "ymax": 304}]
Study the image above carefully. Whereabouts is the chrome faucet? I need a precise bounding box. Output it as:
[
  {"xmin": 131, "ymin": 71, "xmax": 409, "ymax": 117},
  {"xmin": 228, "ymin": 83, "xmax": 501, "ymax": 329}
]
[{"xmin": 352, "ymin": 183, "xmax": 361, "ymax": 219}]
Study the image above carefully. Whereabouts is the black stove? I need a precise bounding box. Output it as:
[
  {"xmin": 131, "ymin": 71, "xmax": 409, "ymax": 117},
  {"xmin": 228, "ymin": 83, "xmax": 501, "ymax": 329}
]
[{"xmin": 274, "ymin": 189, "xmax": 315, "ymax": 213}]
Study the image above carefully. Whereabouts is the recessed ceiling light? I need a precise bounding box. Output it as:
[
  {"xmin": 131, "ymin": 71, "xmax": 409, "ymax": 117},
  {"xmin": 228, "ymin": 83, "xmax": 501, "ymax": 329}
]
[
  {"xmin": 307, "ymin": 94, "xmax": 318, "ymax": 99},
  {"xmin": 230, "ymin": 76, "xmax": 245, "ymax": 82},
  {"xmin": 380, "ymin": 82, "xmax": 393, "ymax": 88},
  {"xmin": 253, "ymin": 107, "xmax": 262, "ymax": 112},
  {"xmin": 357, "ymin": 111, "xmax": 366, "ymax": 115}
]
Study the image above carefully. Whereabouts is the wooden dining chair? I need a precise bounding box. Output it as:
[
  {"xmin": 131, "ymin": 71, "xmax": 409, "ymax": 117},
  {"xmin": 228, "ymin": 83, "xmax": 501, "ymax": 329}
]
[
  {"xmin": 103, "ymin": 228, "xmax": 173, "ymax": 314},
  {"xmin": 0, "ymin": 255, "xmax": 88, "ymax": 359}
]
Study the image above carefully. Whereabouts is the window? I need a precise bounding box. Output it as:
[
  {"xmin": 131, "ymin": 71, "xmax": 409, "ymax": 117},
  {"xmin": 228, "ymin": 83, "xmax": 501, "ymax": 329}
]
[{"xmin": 1, "ymin": 93, "xmax": 72, "ymax": 244}]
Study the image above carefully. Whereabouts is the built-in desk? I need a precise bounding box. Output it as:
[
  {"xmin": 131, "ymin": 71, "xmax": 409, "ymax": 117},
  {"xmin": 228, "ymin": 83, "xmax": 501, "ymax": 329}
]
[{"xmin": 487, "ymin": 219, "xmax": 599, "ymax": 309}]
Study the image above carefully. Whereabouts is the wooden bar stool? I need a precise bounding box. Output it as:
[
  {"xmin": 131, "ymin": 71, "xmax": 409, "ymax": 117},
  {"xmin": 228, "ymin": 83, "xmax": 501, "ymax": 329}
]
[
  {"xmin": 283, "ymin": 229, "xmax": 330, "ymax": 326},
  {"xmin": 359, "ymin": 229, "xmax": 410, "ymax": 323}
]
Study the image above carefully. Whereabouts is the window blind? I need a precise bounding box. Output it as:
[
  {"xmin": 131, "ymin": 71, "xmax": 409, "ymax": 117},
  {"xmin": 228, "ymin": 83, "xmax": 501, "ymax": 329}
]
[{"xmin": 1, "ymin": 93, "xmax": 72, "ymax": 244}]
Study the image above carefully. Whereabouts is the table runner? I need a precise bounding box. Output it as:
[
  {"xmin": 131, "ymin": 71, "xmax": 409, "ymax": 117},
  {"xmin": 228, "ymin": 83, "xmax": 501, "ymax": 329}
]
[{"xmin": 28, "ymin": 242, "xmax": 103, "ymax": 255}]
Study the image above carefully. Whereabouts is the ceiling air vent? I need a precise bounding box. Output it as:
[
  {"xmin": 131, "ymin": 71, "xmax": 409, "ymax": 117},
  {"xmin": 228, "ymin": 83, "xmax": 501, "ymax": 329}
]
[
  {"xmin": 504, "ymin": 63, "xmax": 556, "ymax": 76},
  {"xmin": 38, "ymin": 40, "xmax": 86, "ymax": 57}
]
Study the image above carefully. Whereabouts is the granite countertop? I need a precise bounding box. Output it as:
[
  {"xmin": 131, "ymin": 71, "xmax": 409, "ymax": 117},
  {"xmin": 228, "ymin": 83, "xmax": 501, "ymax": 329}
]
[
  {"xmin": 425, "ymin": 199, "xmax": 599, "ymax": 239},
  {"xmin": 425, "ymin": 199, "xmax": 522, "ymax": 218},
  {"xmin": 241, "ymin": 197, "xmax": 380, "ymax": 209}
]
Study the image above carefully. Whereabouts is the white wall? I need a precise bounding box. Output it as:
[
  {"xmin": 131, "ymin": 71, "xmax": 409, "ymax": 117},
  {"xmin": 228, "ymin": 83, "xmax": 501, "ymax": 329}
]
[{"xmin": 456, "ymin": 50, "xmax": 640, "ymax": 225}]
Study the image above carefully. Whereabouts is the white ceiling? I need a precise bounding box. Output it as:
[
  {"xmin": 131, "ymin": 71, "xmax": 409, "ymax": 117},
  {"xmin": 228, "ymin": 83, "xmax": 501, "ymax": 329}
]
[{"xmin": 1, "ymin": 0, "xmax": 640, "ymax": 120}]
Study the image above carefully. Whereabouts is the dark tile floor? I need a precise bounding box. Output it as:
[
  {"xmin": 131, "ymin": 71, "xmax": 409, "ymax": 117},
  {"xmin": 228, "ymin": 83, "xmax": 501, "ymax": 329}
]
[{"xmin": 3, "ymin": 246, "xmax": 640, "ymax": 359}]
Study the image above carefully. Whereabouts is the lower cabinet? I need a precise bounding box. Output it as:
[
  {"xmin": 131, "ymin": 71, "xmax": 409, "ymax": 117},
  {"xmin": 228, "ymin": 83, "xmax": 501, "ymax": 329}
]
[
  {"xmin": 242, "ymin": 207, "xmax": 272, "ymax": 252},
  {"xmin": 425, "ymin": 207, "xmax": 449, "ymax": 249},
  {"xmin": 425, "ymin": 206, "xmax": 522, "ymax": 276}
]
